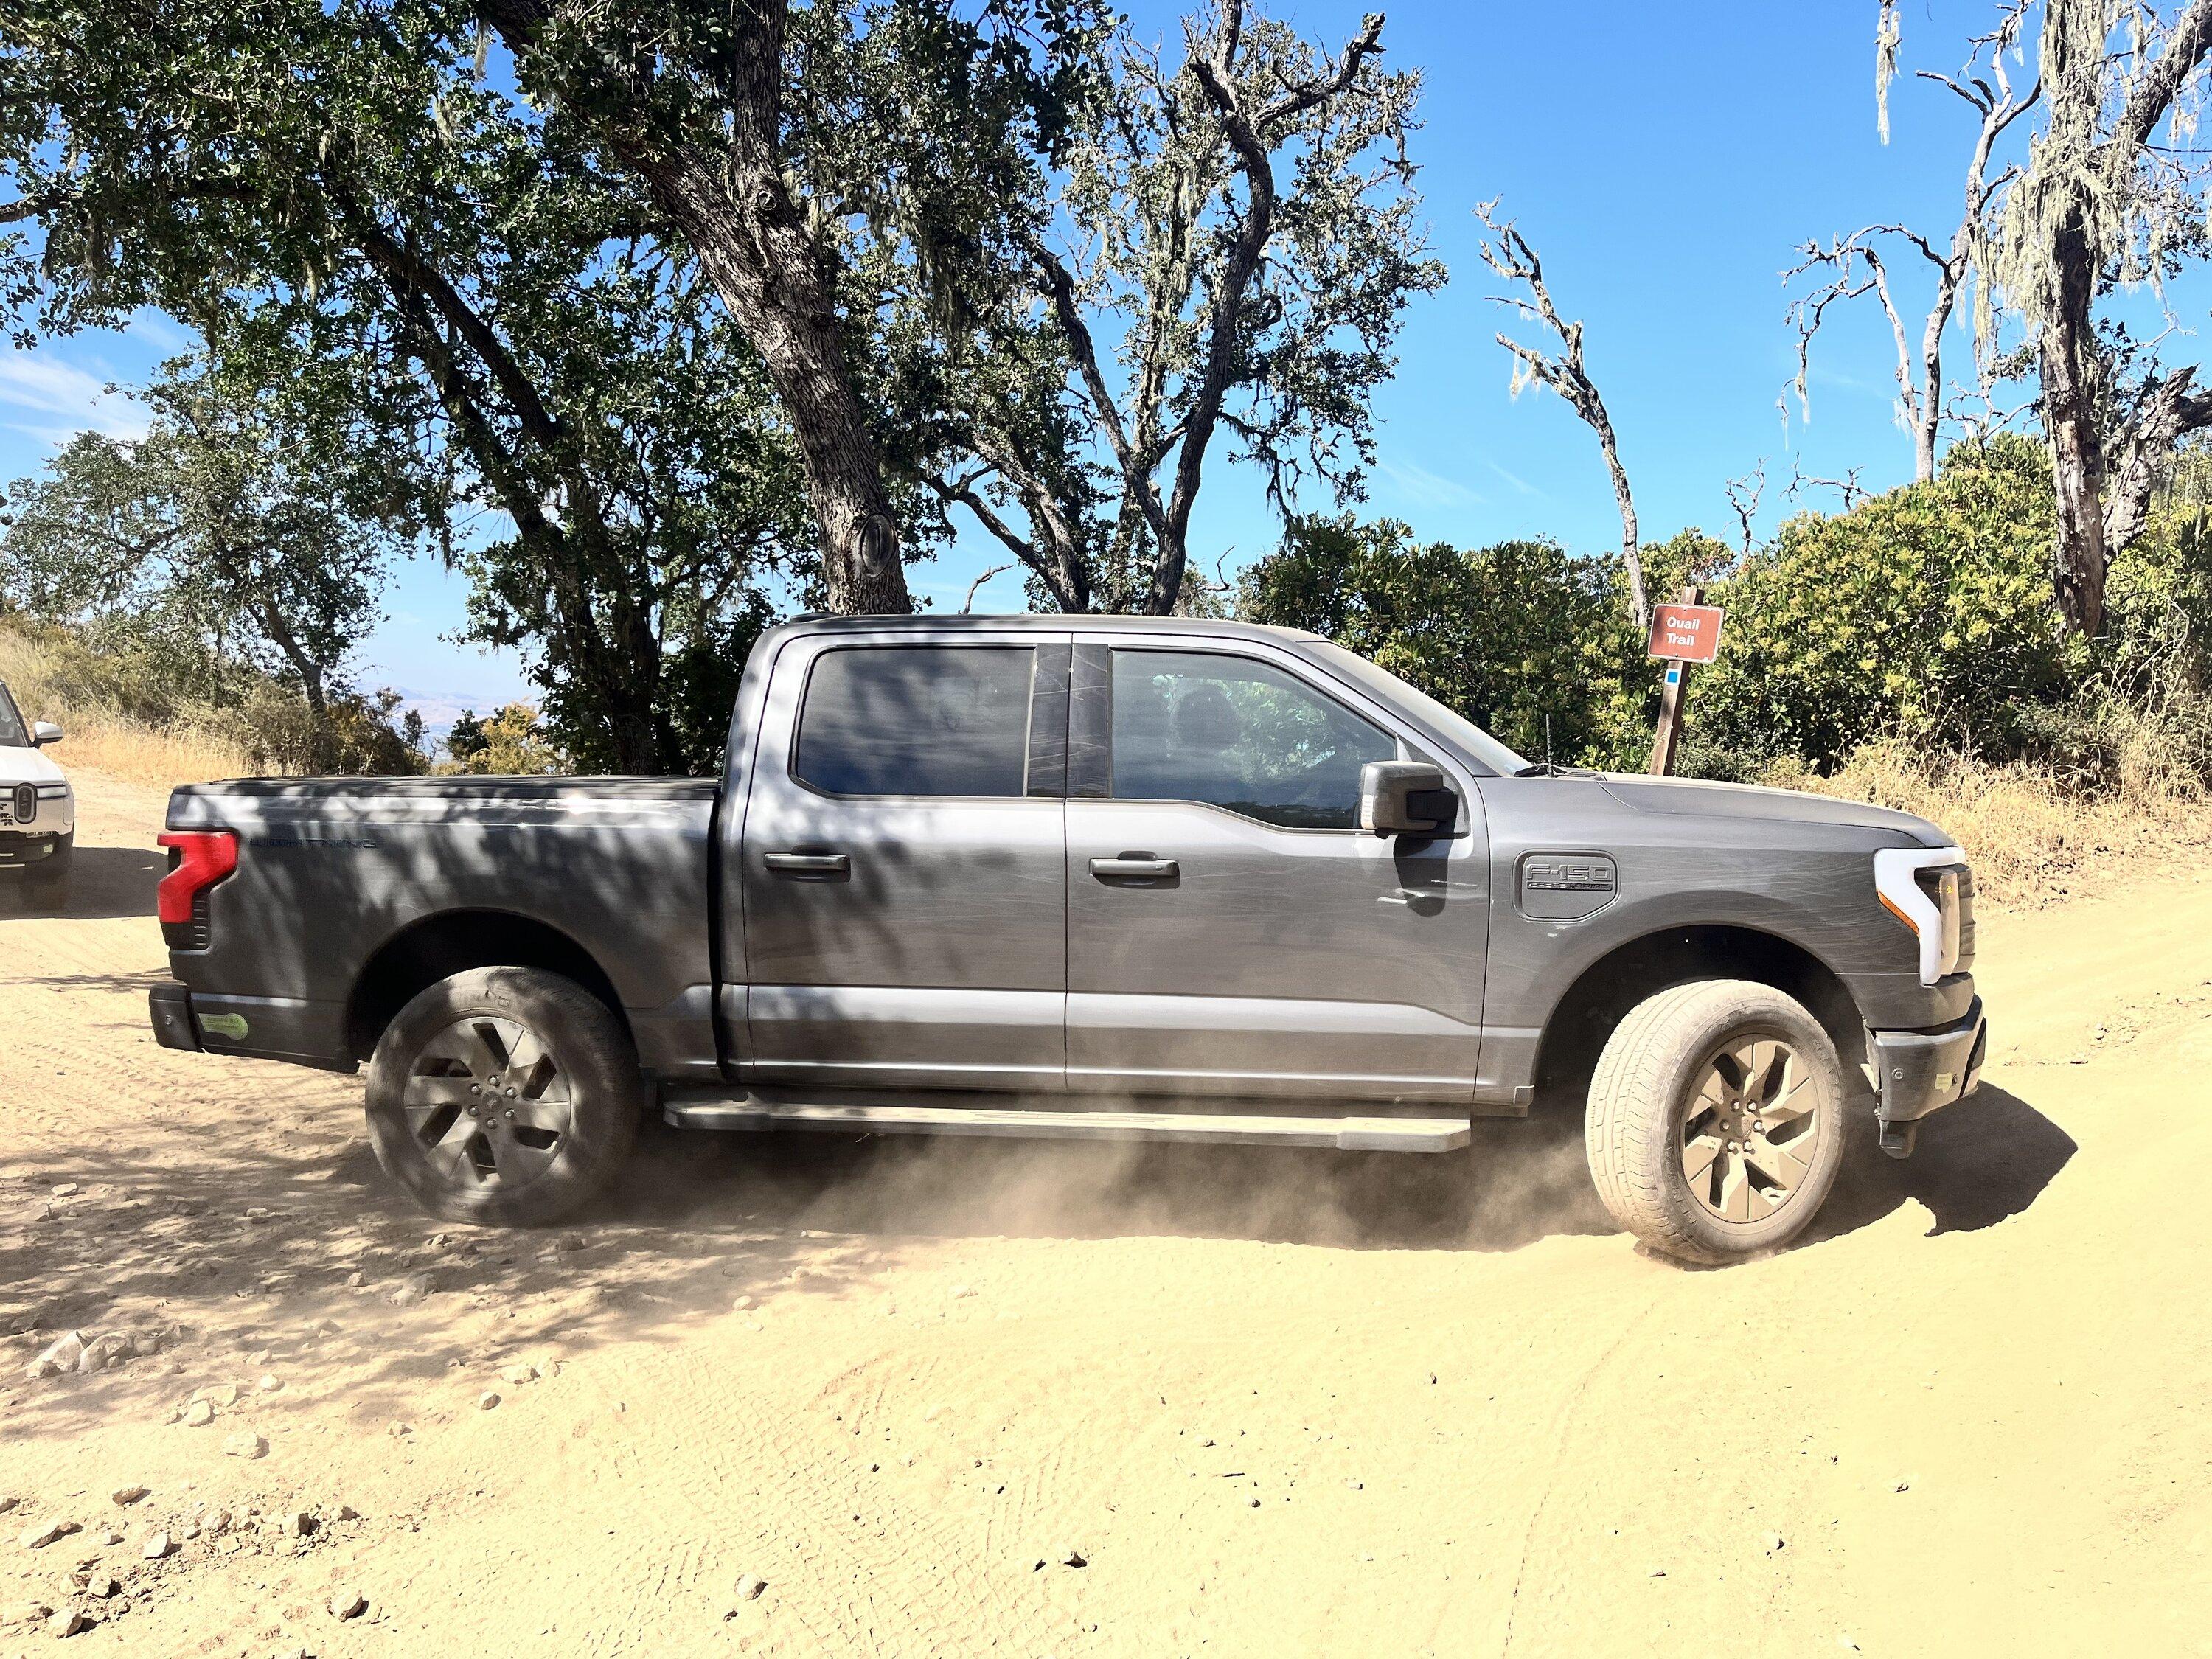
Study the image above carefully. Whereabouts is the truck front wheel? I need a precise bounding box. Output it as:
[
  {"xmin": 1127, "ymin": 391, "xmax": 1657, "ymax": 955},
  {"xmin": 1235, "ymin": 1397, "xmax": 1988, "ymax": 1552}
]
[
  {"xmin": 365, "ymin": 967, "xmax": 646, "ymax": 1228},
  {"xmin": 1584, "ymin": 978, "xmax": 1846, "ymax": 1265}
]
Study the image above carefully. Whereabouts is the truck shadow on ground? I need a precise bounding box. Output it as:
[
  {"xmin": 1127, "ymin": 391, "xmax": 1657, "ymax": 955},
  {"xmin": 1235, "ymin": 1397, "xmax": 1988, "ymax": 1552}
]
[
  {"xmin": 1804, "ymin": 1084, "xmax": 2074, "ymax": 1242},
  {"xmin": 1, "ymin": 846, "xmax": 165, "ymax": 919}
]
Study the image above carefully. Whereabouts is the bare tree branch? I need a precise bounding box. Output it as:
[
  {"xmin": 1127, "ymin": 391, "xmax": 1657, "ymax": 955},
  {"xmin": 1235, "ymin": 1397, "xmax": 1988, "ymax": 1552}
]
[
  {"xmin": 1475, "ymin": 198, "xmax": 1648, "ymax": 629},
  {"xmin": 961, "ymin": 563, "xmax": 1018, "ymax": 614},
  {"xmin": 1724, "ymin": 459, "xmax": 1767, "ymax": 560},
  {"xmin": 1787, "ymin": 458, "xmax": 1871, "ymax": 512},
  {"xmin": 1790, "ymin": 9, "xmax": 2037, "ymax": 483},
  {"xmin": 1169, "ymin": 2, "xmax": 1388, "ymax": 616}
]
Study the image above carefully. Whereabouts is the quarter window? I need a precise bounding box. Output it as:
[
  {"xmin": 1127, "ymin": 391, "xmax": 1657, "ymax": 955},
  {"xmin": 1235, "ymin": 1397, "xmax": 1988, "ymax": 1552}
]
[
  {"xmin": 795, "ymin": 646, "xmax": 1035, "ymax": 798},
  {"xmin": 1108, "ymin": 650, "xmax": 1396, "ymax": 829}
]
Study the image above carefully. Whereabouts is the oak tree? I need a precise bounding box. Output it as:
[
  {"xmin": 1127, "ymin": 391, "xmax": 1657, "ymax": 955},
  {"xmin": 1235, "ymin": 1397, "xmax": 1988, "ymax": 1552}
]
[{"xmin": 914, "ymin": 1, "xmax": 1441, "ymax": 615}]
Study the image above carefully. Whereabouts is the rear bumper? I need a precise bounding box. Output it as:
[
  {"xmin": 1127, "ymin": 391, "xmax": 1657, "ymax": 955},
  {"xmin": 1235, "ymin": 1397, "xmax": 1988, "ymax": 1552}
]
[
  {"xmin": 149, "ymin": 984, "xmax": 201, "ymax": 1052},
  {"xmin": 147, "ymin": 984, "xmax": 355, "ymax": 1072},
  {"xmin": 1865, "ymin": 995, "xmax": 1986, "ymax": 1157}
]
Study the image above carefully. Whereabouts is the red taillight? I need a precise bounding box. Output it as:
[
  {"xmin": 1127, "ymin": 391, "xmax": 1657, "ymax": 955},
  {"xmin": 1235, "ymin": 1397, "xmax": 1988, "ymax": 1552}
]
[{"xmin": 156, "ymin": 830, "xmax": 238, "ymax": 925}]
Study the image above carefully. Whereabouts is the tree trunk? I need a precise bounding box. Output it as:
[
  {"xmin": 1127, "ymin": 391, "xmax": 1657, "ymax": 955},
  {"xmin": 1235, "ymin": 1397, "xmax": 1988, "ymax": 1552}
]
[
  {"xmin": 605, "ymin": 591, "xmax": 665, "ymax": 775},
  {"xmin": 641, "ymin": 145, "xmax": 908, "ymax": 613},
  {"xmin": 1915, "ymin": 300, "xmax": 1946, "ymax": 484},
  {"xmin": 479, "ymin": 0, "xmax": 911, "ymax": 617},
  {"xmin": 2041, "ymin": 207, "xmax": 2108, "ymax": 636},
  {"xmin": 254, "ymin": 597, "xmax": 336, "ymax": 771},
  {"xmin": 2104, "ymin": 367, "xmax": 2212, "ymax": 554}
]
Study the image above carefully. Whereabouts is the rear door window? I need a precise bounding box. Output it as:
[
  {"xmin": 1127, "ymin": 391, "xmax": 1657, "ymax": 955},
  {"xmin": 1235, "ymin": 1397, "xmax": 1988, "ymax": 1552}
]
[{"xmin": 795, "ymin": 646, "xmax": 1035, "ymax": 798}]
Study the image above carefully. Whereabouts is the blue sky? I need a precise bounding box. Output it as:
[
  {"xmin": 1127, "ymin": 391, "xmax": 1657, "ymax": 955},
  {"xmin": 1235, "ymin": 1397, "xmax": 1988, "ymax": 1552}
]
[{"xmin": 0, "ymin": 2, "xmax": 2090, "ymax": 728}]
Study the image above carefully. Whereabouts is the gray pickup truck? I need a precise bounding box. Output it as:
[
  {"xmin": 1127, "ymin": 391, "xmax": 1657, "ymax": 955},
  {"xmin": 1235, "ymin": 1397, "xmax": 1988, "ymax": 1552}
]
[{"xmin": 147, "ymin": 615, "xmax": 1985, "ymax": 1263}]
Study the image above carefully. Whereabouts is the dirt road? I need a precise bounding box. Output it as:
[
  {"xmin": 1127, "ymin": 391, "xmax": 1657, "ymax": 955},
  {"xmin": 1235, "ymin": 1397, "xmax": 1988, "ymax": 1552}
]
[{"xmin": 2, "ymin": 768, "xmax": 2208, "ymax": 1658}]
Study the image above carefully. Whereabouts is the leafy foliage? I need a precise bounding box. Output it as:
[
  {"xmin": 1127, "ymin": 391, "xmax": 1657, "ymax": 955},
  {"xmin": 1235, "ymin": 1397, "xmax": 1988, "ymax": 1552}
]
[
  {"xmin": 442, "ymin": 703, "xmax": 566, "ymax": 775},
  {"xmin": 0, "ymin": 613, "xmax": 423, "ymax": 776},
  {"xmin": 1245, "ymin": 436, "xmax": 2212, "ymax": 785},
  {"xmin": 914, "ymin": 2, "xmax": 1444, "ymax": 614},
  {"xmin": 1692, "ymin": 437, "xmax": 2073, "ymax": 765},
  {"xmin": 1241, "ymin": 516, "xmax": 1637, "ymax": 765},
  {"xmin": 0, "ymin": 352, "xmax": 408, "ymax": 764},
  {"xmin": 0, "ymin": 0, "xmax": 815, "ymax": 771}
]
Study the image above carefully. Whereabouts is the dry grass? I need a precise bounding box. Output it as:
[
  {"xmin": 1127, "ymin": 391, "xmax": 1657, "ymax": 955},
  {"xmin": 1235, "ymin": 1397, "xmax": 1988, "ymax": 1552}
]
[
  {"xmin": 1771, "ymin": 737, "xmax": 2212, "ymax": 909},
  {"xmin": 0, "ymin": 629, "xmax": 255, "ymax": 793}
]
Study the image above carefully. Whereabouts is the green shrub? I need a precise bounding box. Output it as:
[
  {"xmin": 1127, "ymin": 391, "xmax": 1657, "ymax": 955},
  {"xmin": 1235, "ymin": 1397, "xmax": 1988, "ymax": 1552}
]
[
  {"xmin": 1241, "ymin": 434, "xmax": 2212, "ymax": 794},
  {"xmin": 1689, "ymin": 436, "xmax": 2070, "ymax": 768},
  {"xmin": 441, "ymin": 703, "xmax": 566, "ymax": 775},
  {"xmin": 1241, "ymin": 516, "xmax": 1636, "ymax": 764},
  {"xmin": 0, "ymin": 612, "xmax": 424, "ymax": 776}
]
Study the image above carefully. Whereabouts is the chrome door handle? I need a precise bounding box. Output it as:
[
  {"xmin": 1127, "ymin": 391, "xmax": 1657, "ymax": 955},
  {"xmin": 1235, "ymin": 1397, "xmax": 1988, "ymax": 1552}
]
[
  {"xmin": 765, "ymin": 852, "xmax": 850, "ymax": 877},
  {"xmin": 1090, "ymin": 856, "xmax": 1178, "ymax": 880}
]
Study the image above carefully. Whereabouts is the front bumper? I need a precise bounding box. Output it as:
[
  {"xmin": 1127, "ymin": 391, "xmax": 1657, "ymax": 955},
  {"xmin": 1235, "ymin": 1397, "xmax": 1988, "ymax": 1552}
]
[
  {"xmin": 1865, "ymin": 995, "xmax": 1987, "ymax": 1158},
  {"xmin": 0, "ymin": 830, "xmax": 66, "ymax": 869}
]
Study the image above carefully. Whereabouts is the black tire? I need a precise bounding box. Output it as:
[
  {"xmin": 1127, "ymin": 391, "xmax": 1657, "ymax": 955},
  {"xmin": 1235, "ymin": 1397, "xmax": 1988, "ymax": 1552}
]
[
  {"xmin": 365, "ymin": 967, "xmax": 647, "ymax": 1227},
  {"xmin": 21, "ymin": 834, "xmax": 71, "ymax": 912},
  {"xmin": 1585, "ymin": 978, "xmax": 1846, "ymax": 1266}
]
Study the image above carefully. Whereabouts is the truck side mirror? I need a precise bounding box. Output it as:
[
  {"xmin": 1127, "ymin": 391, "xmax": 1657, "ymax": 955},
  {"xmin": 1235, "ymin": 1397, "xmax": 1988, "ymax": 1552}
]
[
  {"xmin": 31, "ymin": 721, "xmax": 61, "ymax": 747},
  {"xmin": 1359, "ymin": 760, "xmax": 1454, "ymax": 836}
]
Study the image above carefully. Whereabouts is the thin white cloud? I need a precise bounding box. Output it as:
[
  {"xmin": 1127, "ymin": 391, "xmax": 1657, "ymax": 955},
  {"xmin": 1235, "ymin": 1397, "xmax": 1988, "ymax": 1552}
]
[
  {"xmin": 125, "ymin": 310, "xmax": 196, "ymax": 354},
  {"xmin": 1378, "ymin": 456, "xmax": 1486, "ymax": 509},
  {"xmin": 5, "ymin": 421, "xmax": 116, "ymax": 451},
  {"xmin": 1482, "ymin": 458, "xmax": 1544, "ymax": 498},
  {"xmin": 0, "ymin": 352, "xmax": 148, "ymax": 441}
]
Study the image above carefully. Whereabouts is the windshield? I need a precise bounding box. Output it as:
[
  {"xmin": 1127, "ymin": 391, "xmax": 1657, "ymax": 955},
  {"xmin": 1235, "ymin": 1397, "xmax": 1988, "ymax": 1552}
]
[
  {"xmin": 0, "ymin": 683, "xmax": 26, "ymax": 749},
  {"xmin": 1301, "ymin": 642, "xmax": 1530, "ymax": 776}
]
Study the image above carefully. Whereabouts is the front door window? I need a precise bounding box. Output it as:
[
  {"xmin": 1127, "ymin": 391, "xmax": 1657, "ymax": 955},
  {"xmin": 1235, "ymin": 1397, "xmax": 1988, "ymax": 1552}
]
[{"xmin": 1107, "ymin": 650, "xmax": 1395, "ymax": 830}]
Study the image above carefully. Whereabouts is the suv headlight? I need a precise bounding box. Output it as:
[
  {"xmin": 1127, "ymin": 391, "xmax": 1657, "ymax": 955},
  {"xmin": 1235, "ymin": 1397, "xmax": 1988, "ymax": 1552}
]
[{"xmin": 1874, "ymin": 846, "xmax": 1969, "ymax": 987}]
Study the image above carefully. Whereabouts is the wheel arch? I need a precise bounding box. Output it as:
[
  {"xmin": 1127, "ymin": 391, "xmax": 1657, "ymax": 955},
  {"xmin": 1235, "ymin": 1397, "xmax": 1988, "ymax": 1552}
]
[
  {"xmin": 1533, "ymin": 924, "xmax": 1862, "ymax": 1099},
  {"xmin": 345, "ymin": 908, "xmax": 629, "ymax": 1063}
]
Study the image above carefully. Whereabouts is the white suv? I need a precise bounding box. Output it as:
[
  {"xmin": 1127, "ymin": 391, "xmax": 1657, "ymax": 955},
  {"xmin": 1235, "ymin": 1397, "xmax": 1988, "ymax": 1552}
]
[{"xmin": 0, "ymin": 679, "xmax": 73, "ymax": 910}]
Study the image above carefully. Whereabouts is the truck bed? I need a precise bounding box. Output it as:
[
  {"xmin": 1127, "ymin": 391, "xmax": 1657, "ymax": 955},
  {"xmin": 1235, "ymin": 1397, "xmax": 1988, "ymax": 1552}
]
[{"xmin": 162, "ymin": 776, "xmax": 720, "ymax": 1075}]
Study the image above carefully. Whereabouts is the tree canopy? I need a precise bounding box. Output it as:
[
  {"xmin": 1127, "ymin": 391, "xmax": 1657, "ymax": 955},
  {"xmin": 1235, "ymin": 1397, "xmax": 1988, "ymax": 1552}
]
[
  {"xmin": 908, "ymin": 1, "xmax": 1444, "ymax": 615},
  {"xmin": 0, "ymin": 0, "xmax": 832, "ymax": 770},
  {"xmin": 0, "ymin": 351, "xmax": 406, "ymax": 765}
]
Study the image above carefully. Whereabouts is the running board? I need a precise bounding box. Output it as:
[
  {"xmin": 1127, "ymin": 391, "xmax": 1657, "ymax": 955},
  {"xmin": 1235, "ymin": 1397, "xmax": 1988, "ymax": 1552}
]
[{"xmin": 661, "ymin": 1097, "xmax": 1470, "ymax": 1153}]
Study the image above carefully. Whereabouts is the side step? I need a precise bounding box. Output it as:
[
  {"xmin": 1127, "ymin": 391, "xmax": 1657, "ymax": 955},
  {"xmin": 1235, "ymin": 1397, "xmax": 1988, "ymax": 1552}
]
[{"xmin": 662, "ymin": 1097, "xmax": 1470, "ymax": 1153}]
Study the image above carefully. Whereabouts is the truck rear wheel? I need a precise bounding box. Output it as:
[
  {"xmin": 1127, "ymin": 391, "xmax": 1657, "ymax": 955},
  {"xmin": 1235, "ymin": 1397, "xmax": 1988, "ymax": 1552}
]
[
  {"xmin": 1584, "ymin": 978, "xmax": 1845, "ymax": 1265},
  {"xmin": 365, "ymin": 967, "xmax": 646, "ymax": 1228}
]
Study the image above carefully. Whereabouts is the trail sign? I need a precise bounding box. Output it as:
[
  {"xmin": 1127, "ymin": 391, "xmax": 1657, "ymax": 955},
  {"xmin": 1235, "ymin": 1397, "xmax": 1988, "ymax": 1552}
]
[
  {"xmin": 1646, "ymin": 585, "xmax": 1717, "ymax": 778},
  {"xmin": 1647, "ymin": 602, "xmax": 1725, "ymax": 664}
]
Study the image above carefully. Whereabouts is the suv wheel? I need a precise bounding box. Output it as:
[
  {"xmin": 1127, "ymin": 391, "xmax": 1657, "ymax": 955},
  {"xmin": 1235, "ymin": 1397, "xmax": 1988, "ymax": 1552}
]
[
  {"xmin": 365, "ymin": 967, "xmax": 646, "ymax": 1227},
  {"xmin": 1584, "ymin": 978, "xmax": 1846, "ymax": 1265}
]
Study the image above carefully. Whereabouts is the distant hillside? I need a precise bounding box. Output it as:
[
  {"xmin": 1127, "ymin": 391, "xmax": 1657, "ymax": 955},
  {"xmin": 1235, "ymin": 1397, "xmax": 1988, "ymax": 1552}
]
[{"xmin": 0, "ymin": 616, "xmax": 421, "ymax": 790}]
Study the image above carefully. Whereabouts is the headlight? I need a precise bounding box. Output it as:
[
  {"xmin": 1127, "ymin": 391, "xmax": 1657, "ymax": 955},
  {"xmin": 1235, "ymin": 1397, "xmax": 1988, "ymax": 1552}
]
[{"xmin": 1874, "ymin": 847, "xmax": 1969, "ymax": 986}]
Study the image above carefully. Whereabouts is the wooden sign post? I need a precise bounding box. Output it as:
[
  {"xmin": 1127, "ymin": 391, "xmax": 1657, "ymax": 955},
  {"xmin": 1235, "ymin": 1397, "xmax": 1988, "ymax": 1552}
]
[{"xmin": 1646, "ymin": 585, "xmax": 1724, "ymax": 776}]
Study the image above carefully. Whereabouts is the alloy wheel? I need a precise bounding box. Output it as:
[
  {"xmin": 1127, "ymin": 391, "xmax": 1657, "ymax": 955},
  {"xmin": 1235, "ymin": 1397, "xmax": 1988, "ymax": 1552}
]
[
  {"xmin": 1680, "ymin": 1033, "xmax": 1822, "ymax": 1225},
  {"xmin": 403, "ymin": 1016, "xmax": 572, "ymax": 1192}
]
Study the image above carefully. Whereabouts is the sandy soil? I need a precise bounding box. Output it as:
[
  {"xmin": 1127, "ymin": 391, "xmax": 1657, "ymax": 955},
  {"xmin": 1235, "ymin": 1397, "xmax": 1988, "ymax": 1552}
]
[{"xmin": 1, "ymin": 768, "xmax": 2208, "ymax": 1658}]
